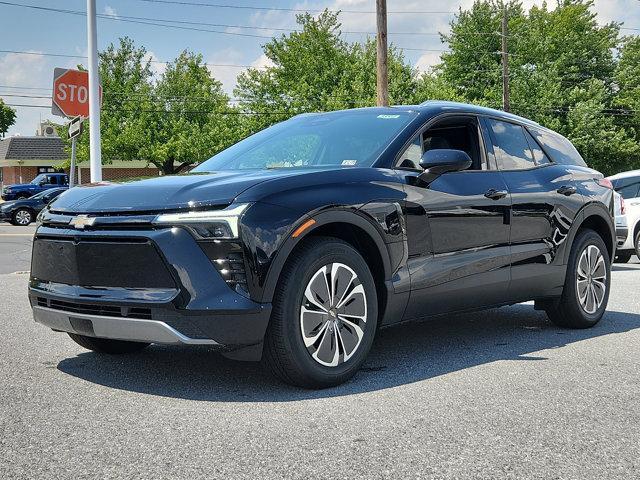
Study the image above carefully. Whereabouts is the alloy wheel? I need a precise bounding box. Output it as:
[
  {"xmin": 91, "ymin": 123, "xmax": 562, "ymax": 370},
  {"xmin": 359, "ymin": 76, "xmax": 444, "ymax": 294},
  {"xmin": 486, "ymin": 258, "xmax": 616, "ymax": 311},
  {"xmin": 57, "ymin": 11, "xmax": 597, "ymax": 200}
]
[
  {"xmin": 576, "ymin": 244, "xmax": 607, "ymax": 314},
  {"xmin": 300, "ymin": 263, "xmax": 367, "ymax": 367},
  {"xmin": 15, "ymin": 210, "xmax": 32, "ymax": 225}
]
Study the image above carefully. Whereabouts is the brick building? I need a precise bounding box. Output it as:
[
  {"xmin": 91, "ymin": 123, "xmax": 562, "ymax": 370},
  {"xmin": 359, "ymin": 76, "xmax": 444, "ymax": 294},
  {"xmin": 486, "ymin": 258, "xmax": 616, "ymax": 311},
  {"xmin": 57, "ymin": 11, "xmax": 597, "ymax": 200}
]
[{"xmin": 0, "ymin": 126, "xmax": 161, "ymax": 187}]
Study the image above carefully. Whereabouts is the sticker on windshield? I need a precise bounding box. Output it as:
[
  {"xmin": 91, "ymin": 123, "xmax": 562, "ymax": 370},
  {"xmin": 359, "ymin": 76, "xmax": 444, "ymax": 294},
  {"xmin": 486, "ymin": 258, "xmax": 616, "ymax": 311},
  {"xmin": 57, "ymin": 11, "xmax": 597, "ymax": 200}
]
[
  {"xmin": 341, "ymin": 160, "xmax": 357, "ymax": 166},
  {"xmin": 377, "ymin": 114, "xmax": 400, "ymax": 119}
]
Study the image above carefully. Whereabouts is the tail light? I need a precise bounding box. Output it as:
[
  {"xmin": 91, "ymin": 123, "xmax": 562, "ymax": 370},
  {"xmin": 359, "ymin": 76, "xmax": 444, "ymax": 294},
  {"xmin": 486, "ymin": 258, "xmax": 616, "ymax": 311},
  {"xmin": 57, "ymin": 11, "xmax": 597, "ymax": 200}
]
[
  {"xmin": 598, "ymin": 178, "xmax": 613, "ymax": 189},
  {"xmin": 621, "ymin": 196, "xmax": 626, "ymax": 215}
]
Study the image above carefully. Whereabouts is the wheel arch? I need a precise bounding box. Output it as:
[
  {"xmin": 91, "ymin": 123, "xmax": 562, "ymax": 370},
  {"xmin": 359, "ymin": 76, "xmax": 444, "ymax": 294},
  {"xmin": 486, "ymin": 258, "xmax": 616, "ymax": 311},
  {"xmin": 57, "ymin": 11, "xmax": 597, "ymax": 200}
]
[
  {"xmin": 565, "ymin": 202, "xmax": 615, "ymax": 263},
  {"xmin": 260, "ymin": 209, "xmax": 393, "ymax": 312}
]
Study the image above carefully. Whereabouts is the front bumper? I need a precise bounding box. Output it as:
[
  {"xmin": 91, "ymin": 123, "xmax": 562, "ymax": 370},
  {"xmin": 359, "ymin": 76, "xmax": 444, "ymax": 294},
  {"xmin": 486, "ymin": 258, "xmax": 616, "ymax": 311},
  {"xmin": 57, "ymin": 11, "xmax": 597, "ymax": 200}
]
[
  {"xmin": 29, "ymin": 224, "xmax": 272, "ymax": 356},
  {"xmin": 1, "ymin": 192, "xmax": 18, "ymax": 201},
  {"xmin": 33, "ymin": 305, "xmax": 219, "ymax": 345}
]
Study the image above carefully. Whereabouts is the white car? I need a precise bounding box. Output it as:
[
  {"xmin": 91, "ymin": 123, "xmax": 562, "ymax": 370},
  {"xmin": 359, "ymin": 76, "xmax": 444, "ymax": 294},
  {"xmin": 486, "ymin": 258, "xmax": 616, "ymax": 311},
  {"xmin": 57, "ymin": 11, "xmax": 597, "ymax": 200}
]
[{"xmin": 607, "ymin": 170, "xmax": 640, "ymax": 262}]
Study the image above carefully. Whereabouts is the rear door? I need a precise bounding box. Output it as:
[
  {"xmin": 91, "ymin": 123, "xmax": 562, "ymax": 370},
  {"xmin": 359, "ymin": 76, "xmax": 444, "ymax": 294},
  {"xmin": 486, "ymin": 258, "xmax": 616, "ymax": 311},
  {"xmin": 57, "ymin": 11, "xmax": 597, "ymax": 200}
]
[{"xmin": 482, "ymin": 117, "xmax": 584, "ymax": 300}]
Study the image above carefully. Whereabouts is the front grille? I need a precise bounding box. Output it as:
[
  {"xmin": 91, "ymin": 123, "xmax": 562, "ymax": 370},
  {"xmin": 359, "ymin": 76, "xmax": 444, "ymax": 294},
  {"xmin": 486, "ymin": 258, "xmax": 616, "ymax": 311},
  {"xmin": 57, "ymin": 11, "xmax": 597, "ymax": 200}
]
[
  {"xmin": 31, "ymin": 237, "xmax": 176, "ymax": 289},
  {"xmin": 37, "ymin": 297, "xmax": 152, "ymax": 320}
]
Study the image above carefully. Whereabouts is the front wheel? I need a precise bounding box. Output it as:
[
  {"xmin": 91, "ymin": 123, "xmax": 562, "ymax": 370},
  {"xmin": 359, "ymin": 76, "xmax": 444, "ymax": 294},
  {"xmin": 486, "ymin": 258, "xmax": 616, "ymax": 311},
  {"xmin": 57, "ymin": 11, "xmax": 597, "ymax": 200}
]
[
  {"xmin": 11, "ymin": 208, "xmax": 33, "ymax": 225},
  {"xmin": 263, "ymin": 237, "xmax": 378, "ymax": 389},
  {"xmin": 546, "ymin": 229, "xmax": 611, "ymax": 329},
  {"xmin": 67, "ymin": 333, "xmax": 150, "ymax": 354},
  {"xmin": 635, "ymin": 231, "xmax": 640, "ymax": 261}
]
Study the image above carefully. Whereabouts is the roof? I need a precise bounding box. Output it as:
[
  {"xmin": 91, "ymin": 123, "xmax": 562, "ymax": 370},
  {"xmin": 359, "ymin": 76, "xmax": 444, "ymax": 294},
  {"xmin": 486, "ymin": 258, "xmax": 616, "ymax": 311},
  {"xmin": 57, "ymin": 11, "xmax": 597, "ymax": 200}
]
[
  {"xmin": 607, "ymin": 169, "xmax": 640, "ymax": 180},
  {"xmin": 0, "ymin": 136, "xmax": 67, "ymax": 161},
  {"xmin": 417, "ymin": 100, "xmax": 541, "ymax": 127}
]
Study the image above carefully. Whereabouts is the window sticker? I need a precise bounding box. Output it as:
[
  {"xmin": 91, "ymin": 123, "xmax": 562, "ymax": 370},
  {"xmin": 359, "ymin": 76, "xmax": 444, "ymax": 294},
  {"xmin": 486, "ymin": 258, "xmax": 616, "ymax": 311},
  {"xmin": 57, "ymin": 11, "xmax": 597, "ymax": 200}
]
[
  {"xmin": 377, "ymin": 114, "xmax": 400, "ymax": 119},
  {"xmin": 341, "ymin": 160, "xmax": 358, "ymax": 166}
]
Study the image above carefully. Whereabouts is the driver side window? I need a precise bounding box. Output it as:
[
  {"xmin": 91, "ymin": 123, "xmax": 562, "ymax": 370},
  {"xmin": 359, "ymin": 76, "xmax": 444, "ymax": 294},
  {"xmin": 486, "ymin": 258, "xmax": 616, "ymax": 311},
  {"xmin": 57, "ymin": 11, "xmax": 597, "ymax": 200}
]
[{"xmin": 395, "ymin": 116, "xmax": 486, "ymax": 171}]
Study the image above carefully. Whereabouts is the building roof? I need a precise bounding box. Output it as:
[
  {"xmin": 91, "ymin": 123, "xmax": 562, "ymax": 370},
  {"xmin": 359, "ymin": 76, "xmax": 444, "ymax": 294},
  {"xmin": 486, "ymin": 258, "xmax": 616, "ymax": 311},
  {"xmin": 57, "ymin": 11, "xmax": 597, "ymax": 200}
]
[{"xmin": 0, "ymin": 136, "xmax": 67, "ymax": 161}]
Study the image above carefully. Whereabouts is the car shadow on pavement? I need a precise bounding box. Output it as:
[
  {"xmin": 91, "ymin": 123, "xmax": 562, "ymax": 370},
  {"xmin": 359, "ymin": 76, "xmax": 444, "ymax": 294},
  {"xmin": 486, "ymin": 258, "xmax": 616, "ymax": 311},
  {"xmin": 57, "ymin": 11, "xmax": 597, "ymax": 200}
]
[{"xmin": 57, "ymin": 304, "xmax": 640, "ymax": 402}]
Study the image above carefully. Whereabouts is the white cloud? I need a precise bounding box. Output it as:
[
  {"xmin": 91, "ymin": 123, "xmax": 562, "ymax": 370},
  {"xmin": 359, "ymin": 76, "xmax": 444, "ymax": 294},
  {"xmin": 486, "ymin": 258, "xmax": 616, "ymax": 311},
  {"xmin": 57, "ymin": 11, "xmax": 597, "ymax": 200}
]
[
  {"xmin": 415, "ymin": 52, "xmax": 442, "ymax": 74},
  {"xmin": 143, "ymin": 51, "xmax": 166, "ymax": 79},
  {"xmin": 103, "ymin": 6, "xmax": 119, "ymax": 19}
]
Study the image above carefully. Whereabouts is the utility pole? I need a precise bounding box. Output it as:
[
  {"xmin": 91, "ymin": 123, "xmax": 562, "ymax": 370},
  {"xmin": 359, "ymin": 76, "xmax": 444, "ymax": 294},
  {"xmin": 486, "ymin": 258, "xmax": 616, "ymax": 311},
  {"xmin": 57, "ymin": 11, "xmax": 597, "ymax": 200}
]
[
  {"xmin": 376, "ymin": 0, "xmax": 389, "ymax": 107},
  {"xmin": 87, "ymin": 0, "xmax": 102, "ymax": 182},
  {"xmin": 501, "ymin": 5, "xmax": 510, "ymax": 112}
]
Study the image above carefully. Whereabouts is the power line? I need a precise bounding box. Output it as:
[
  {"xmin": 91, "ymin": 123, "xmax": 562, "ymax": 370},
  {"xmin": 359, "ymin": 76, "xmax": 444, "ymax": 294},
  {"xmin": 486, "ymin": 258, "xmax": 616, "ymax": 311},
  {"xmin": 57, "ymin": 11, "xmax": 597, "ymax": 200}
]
[
  {"xmin": 0, "ymin": 50, "xmax": 253, "ymax": 69},
  {"xmin": 135, "ymin": 0, "xmax": 456, "ymax": 15},
  {"xmin": 0, "ymin": 2, "xmax": 451, "ymax": 52}
]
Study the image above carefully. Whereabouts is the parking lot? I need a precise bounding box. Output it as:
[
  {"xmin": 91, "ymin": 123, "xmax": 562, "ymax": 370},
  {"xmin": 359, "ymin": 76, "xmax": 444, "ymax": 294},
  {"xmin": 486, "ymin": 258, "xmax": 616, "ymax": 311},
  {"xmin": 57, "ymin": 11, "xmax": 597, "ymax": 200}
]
[{"xmin": 1, "ymin": 224, "xmax": 639, "ymax": 479}]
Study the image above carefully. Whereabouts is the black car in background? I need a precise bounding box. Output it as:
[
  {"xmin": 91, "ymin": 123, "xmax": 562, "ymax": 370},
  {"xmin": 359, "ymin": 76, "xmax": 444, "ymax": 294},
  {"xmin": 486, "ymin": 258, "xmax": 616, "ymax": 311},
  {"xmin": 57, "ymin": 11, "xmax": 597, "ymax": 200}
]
[
  {"xmin": 1, "ymin": 188, "xmax": 67, "ymax": 225},
  {"xmin": 30, "ymin": 101, "xmax": 615, "ymax": 388}
]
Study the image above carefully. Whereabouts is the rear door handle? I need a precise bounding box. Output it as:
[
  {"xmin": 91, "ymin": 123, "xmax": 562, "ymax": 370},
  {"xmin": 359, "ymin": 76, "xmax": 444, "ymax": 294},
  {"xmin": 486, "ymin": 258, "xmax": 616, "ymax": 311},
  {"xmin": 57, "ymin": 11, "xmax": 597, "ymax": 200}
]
[
  {"xmin": 557, "ymin": 185, "xmax": 577, "ymax": 196},
  {"xmin": 484, "ymin": 188, "xmax": 508, "ymax": 200}
]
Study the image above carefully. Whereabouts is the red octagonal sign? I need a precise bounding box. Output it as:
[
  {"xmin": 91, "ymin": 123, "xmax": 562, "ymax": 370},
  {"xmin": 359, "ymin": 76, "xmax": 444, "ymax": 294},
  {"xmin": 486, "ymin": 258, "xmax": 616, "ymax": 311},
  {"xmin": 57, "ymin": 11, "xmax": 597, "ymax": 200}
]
[{"xmin": 52, "ymin": 67, "xmax": 102, "ymax": 119}]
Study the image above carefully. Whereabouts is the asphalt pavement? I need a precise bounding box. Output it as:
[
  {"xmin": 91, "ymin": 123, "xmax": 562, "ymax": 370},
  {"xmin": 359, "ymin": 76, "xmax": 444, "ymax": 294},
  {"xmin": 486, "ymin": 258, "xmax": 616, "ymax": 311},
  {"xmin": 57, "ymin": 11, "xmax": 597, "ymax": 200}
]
[
  {"xmin": 0, "ymin": 229, "xmax": 639, "ymax": 479},
  {"xmin": 0, "ymin": 223, "xmax": 35, "ymax": 274}
]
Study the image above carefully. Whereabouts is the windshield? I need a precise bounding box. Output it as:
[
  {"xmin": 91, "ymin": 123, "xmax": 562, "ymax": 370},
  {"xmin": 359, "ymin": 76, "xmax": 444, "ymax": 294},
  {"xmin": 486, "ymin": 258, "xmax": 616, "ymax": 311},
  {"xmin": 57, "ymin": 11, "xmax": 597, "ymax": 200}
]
[
  {"xmin": 194, "ymin": 109, "xmax": 417, "ymax": 172},
  {"xmin": 29, "ymin": 190, "xmax": 51, "ymax": 200},
  {"xmin": 30, "ymin": 174, "xmax": 47, "ymax": 185}
]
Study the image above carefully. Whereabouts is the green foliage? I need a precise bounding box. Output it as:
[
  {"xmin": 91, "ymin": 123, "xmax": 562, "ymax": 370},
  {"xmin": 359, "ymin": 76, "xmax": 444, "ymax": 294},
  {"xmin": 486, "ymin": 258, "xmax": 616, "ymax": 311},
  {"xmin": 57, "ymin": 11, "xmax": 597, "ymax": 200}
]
[
  {"xmin": 436, "ymin": 0, "xmax": 638, "ymax": 174},
  {"xmin": 0, "ymin": 98, "xmax": 16, "ymax": 138}
]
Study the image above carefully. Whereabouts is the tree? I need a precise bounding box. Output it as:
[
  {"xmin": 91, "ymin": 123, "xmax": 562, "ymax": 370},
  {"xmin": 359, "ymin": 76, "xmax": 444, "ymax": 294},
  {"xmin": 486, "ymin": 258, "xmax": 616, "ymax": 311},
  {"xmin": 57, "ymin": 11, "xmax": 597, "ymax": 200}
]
[
  {"xmin": 234, "ymin": 10, "xmax": 418, "ymax": 134},
  {"xmin": 62, "ymin": 38, "xmax": 236, "ymax": 175},
  {"xmin": 137, "ymin": 51, "xmax": 235, "ymax": 174},
  {"xmin": 0, "ymin": 99, "xmax": 16, "ymax": 138},
  {"xmin": 438, "ymin": 0, "xmax": 638, "ymax": 174}
]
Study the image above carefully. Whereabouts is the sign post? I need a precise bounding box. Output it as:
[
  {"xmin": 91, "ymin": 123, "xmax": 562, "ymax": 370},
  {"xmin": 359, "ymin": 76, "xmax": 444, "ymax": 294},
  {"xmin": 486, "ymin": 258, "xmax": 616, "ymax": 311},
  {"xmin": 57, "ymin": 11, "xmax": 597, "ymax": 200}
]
[{"xmin": 68, "ymin": 116, "xmax": 83, "ymax": 188}]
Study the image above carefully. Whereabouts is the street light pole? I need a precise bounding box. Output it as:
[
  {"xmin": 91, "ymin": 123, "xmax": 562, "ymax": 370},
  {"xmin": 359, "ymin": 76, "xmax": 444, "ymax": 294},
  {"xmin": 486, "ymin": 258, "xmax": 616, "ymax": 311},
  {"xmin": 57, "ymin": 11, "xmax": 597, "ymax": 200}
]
[{"xmin": 87, "ymin": 0, "xmax": 102, "ymax": 182}]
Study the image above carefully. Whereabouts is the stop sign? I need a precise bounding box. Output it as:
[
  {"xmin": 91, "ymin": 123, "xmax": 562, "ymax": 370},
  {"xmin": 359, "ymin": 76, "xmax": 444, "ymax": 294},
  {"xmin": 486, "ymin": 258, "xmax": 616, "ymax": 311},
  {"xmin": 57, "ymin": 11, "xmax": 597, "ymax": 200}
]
[{"xmin": 51, "ymin": 67, "xmax": 102, "ymax": 118}]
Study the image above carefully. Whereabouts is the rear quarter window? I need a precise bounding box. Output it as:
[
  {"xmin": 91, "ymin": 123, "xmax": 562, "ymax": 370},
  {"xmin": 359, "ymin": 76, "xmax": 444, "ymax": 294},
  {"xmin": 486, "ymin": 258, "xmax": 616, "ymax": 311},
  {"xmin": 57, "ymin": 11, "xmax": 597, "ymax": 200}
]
[{"xmin": 528, "ymin": 127, "xmax": 586, "ymax": 167}]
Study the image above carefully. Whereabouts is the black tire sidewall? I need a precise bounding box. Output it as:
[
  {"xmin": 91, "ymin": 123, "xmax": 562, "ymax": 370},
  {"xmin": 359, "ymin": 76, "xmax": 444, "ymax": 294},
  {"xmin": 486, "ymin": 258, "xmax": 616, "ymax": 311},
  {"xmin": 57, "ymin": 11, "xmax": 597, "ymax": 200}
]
[
  {"xmin": 275, "ymin": 238, "xmax": 378, "ymax": 385},
  {"xmin": 562, "ymin": 229, "xmax": 611, "ymax": 326},
  {"xmin": 635, "ymin": 231, "xmax": 640, "ymax": 259}
]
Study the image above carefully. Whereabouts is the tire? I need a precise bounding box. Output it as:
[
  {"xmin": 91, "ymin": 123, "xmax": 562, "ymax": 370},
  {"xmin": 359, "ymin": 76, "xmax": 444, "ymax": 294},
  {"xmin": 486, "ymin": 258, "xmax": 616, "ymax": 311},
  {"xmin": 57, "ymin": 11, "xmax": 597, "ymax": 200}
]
[
  {"xmin": 67, "ymin": 333, "xmax": 150, "ymax": 354},
  {"xmin": 614, "ymin": 252, "xmax": 632, "ymax": 263},
  {"xmin": 545, "ymin": 229, "xmax": 611, "ymax": 329},
  {"xmin": 263, "ymin": 237, "xmax": 378, "ymax": 389},
  {"xmin": 11, "ymin": 208, "xmax": 33, "ymax": 226},
  {"xmin": 635, "ymin": 230, "xmax": 640, "ymax": 260}
]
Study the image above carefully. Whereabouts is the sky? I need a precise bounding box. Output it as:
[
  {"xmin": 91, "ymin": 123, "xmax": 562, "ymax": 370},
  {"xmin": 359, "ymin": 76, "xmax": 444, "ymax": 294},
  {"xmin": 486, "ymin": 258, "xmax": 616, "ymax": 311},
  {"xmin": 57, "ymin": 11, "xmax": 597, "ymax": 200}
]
[{"xmin": 1, "ymin": 0, "xmax": 639, "ymax": 137}]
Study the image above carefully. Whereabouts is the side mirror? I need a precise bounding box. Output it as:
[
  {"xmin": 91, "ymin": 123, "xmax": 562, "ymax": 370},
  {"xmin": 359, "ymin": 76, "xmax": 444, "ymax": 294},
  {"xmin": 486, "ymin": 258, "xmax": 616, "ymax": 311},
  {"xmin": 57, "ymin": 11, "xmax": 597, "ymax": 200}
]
[{"xmin": 418, "ymin": 149, "xmax": 472, "ymax": 184}]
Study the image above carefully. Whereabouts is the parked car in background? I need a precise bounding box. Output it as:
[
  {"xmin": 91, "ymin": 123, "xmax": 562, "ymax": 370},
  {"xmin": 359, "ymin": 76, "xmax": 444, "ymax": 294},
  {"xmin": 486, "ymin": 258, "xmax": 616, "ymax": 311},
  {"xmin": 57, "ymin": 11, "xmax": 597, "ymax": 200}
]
[
  {"xmin": 1, "ymin": 173, "xmax": 68, "ymax": 201},
  {"xmin": 613, "ymin": 191, "xmax": 628, "ymax": 261},
  {"xmin": 607, "ymin": 170, "xmax": 640, "ymax": 262},
  {"xmin": 0, "ymin": 188, "xmax": 67, "ymax": 225},
  {"xmin": 30, "ymin": 102, "xmax": 615, "ymax": 388}
]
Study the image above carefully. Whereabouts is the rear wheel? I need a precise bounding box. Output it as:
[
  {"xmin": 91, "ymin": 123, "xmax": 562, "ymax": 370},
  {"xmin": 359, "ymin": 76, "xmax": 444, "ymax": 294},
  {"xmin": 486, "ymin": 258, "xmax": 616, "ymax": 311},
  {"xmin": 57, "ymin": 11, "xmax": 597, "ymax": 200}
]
[
  {"xmin": 11, "ymin": 208, "xmax": 33, "ymax": 225},
  {"xmin": 263, "ymin": 237, "xmax": 378, "ymax": 389},
  {"xmin": 545, "ymin": 229, "xmax": 610, "ymax": 329},
  {"xmin": 67, "ymin": 333, "xmax": 150, "ymax": 354},
  {"xmin": 635, "ymin": 231, "xmax": 640, "ymax": 260}
]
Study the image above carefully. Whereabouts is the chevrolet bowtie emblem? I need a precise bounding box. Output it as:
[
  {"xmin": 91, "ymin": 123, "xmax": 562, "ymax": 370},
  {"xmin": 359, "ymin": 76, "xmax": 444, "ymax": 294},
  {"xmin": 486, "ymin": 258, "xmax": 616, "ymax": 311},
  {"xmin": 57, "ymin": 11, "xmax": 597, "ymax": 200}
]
[{"xmin": 69, "ymin": 215, "xmax": 96, "ymax": 230}]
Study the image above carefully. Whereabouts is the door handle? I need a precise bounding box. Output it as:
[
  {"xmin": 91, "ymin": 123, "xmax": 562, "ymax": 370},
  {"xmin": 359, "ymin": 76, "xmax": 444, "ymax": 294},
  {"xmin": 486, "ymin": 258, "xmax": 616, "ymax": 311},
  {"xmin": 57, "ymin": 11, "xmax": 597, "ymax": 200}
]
[
  {"xmin": 484, "ymin": 188, "xmax": 508, "ymax": 200},
  {"xmin": 557, "ymin": 185, "xmax": 577, "ymax": 196}
]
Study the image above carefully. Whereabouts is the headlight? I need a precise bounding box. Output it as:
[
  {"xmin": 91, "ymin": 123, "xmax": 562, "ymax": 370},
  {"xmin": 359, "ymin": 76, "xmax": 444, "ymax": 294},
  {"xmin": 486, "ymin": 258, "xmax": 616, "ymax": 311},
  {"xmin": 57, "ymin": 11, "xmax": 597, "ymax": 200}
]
[{"xmin": 153, "ymin": 203, "xmax": 250, "ymax": 239}]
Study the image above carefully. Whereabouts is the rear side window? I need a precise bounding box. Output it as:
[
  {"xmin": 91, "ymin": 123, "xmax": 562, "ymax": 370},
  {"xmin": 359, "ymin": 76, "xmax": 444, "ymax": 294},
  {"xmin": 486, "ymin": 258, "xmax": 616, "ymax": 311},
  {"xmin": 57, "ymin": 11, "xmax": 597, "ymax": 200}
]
[
  {"xmin": 529, "ymin": 127, "xmax": 586, "ymax": 167},
  {"xmin": 524, "ymin": 129, "xmax": 550, "ymax": 165},
  {"xmin": 613, "ymin": 177, "xmax": 640, "ymax": 200},
  {"xmin": 487, "ymin": 119, "xmax": 535, "ymax": 170}
]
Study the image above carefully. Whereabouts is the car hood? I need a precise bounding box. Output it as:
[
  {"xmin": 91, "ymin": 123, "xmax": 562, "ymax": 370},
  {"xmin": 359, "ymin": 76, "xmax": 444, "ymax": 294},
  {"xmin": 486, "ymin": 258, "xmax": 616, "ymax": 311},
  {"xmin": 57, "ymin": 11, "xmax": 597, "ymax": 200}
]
[
  {"xmin": 48, "ymin": 169, "xmax": 320, "ymax": 214},
  {"xmin": 0, "ymin": 200, "xmax": 17, "ymax": 210},
  {"xmin": 3, "ymin": 183, "xmax": 36, "ymax": 190}
]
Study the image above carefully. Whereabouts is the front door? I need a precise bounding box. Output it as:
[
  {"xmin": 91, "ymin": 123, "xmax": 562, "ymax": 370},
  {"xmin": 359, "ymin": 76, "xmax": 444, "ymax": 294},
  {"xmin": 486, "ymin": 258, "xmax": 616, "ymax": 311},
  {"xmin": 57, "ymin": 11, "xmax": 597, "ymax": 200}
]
[{"xmin": 397, "ymin": 115, "xmax": 512, "ymax": 320}]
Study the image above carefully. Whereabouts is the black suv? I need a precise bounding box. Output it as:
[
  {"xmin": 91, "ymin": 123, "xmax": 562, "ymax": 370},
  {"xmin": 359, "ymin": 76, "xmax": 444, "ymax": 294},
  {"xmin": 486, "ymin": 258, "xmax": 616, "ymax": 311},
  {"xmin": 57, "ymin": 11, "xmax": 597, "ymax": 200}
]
[{"xmin": 30, "ymin": 101, "xmax": 615, "ymax": 388}]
